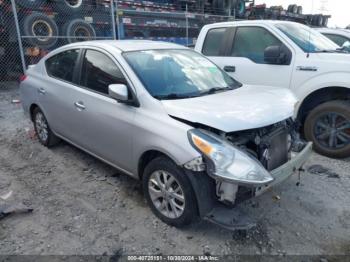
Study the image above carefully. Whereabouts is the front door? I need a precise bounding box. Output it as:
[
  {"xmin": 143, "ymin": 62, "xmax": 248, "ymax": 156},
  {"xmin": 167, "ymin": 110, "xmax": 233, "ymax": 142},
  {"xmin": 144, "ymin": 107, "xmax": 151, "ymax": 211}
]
[
  {"xmin": 204, "ymin": 26, "xmax": 295, "ymax": 89},
  {"xmin": 69, "ymin": 48, "xmax": 136, "ymax": 173}
]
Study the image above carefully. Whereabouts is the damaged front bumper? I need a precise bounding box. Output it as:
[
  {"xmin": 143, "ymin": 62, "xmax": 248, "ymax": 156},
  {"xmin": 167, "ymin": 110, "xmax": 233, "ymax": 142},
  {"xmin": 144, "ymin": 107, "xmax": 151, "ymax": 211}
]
[
  {"xmin": 186, "ymin": 142, "xmax": 313, "ymax": 231},
  {"xmin": 255, "ymin": 142, "xmax": 313, "ymax": 196}
]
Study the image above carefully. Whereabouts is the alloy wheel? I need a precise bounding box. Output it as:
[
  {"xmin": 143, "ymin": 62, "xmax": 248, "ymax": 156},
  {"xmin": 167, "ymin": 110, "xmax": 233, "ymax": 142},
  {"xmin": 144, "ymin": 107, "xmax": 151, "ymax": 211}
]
[
  {"xmin": 314, "ymin": 112, "xmax": 350, "ymax": 149},
  {"xmin": 148, "ymin": 170, "xmax": 185, "ymax": 219},
  {"xmin": 35, "ymin": 112, "xmax": 48, "ymax": 143}
]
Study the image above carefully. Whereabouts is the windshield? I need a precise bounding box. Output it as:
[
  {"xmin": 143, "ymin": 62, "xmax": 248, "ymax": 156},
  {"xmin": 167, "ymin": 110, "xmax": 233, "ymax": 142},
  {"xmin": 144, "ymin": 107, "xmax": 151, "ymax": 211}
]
[
  {"xmin": 275, "ymin": 23, "xmax": 339, "ymax": 53},
  {"xmin": 123, "ymin": 49, "xmax": 240, "ymax": 100}
]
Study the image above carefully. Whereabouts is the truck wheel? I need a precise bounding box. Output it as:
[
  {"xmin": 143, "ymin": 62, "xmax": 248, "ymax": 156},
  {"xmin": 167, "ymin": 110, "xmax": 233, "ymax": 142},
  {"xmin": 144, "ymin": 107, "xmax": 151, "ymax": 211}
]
[
  {"xmin": 142, "ymin": 156, "xmax": 198, "ymax": 227},
  {"xmin": 32, "ymin": 107, "xmax": 60, "ymax": 147},
  {"xmin": 54, "ymin": 0, "xmax": 84, "ymax": 14},
  {"xmin": 288, "ymin": 4, "xmax": 298, "ymax": 13},
  {"xmin": 323, "ymin": 17, "xmax": 329, "ymax": 27},
  {"xmin": 297, "ymin": 6, "xmax": 303, "ymax": 15},
  {"xmin": 63, "ymin": 19, "xmax": 96, "ymax": 44},
  {"xmin": 304, "ymin": 101, "xmax": 350, "ymax": 158},
  {"xmin": 313, "ymin": 15, "xmax": 324, "ymax": 27},
  {"xmin": 17, "ymin": 0, "xmax": 45, "ymax": 9},
  {"xmin": 22, "ymin": 12, "xmax": 58, "ymax": 49}
]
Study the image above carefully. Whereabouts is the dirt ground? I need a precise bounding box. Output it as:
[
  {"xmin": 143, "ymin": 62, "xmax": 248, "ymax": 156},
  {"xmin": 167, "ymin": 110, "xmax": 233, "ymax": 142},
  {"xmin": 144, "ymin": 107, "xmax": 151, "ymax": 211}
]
[{"xmin": 0, "ymin": 83, "xmax": 350, "ymax": 257}]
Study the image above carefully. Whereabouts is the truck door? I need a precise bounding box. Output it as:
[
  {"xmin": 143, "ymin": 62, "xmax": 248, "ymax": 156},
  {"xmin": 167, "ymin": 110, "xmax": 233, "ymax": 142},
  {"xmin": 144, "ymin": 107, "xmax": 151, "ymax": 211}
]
[{"xmin": 202, "ymin": 26, "xmax": 294, "ymax": 89}]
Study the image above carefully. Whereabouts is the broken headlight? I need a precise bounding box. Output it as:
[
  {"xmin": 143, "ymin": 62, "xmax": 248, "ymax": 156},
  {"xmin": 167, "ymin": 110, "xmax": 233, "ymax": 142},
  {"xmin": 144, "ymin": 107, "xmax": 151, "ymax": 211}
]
[{"xmin": 188, "ymin": 129, "xmax": 274, "ymax": 185}]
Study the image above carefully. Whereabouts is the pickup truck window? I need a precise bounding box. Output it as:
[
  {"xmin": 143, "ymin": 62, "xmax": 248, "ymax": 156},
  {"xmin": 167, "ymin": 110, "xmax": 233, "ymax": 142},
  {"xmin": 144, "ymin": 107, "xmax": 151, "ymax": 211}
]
[
  {"xmin": 322, "ymin": 33, "xmax": 349, "ymax": 47},
  {"xmin": 276, "ymin": 23, "xmax": 339, "ymax": 53},
  {"xmin": 231, "ymin": 27, "xmax": 282, "ymax": 64},
  {"xmin": 202, "ymin": 28, "xmax": 227, "ymax": 56}
]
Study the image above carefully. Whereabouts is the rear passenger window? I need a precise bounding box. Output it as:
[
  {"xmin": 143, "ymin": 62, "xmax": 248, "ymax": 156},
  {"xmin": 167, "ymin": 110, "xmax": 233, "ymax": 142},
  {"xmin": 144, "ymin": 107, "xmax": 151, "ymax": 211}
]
[
  {"xmin": 80, "ymin": 50, "xmax": 127, "ymax": 95},
  {"xmin": 231, "ymin": 27, "xmax": 282, "ymax": 64},
  {"xmin": 45, "ymin": 49, "xmax": 80, "ymax": 82},
  {"xmin": 202, "ymin": 28, "xmax": 227, "ymax": 56}
]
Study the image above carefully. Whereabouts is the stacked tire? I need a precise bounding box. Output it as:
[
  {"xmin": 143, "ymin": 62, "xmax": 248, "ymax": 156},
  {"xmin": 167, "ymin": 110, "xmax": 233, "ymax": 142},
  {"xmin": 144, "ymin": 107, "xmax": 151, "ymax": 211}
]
[
  {"xmin": 287, "ymin": 4, "xmax": 303, "ymax": 15},
  {"xmin": 17, "ymin": 0, "xmax": 97, "ymax": 50}
]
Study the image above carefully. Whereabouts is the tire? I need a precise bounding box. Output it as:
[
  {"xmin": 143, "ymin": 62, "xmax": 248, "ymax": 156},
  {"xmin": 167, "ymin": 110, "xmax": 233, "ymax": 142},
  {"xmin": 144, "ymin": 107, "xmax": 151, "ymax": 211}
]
[
  {"xmin": 287, "ymin": 4, "xmax": 293, "ymax": 13},
  {"xmin": 32, "ymin": 107, "xmax": 60, "ymax": 147},
  {"xmin": 21, "ymin": 12, "xmax": 58, "ymax": 49},
  {"xmin": 297, "ymin": 6, "xmax": 303, "ymax": 15},
  {"xmin": 54, "ymin": 0, "xmax": 84, "ymax": 14},
  {"xmin": 323, "ymin": 17, "xmax": 329, "ymax": 27},
  {"xmin": 17, "ymin": 0, "xmax": 45, "ymax": 9},
  {"xmin": 142, "ymin": 156, "xmax": 198, "ymax": 227},
  {"xmin": 62, "ymin": 19, "xmax": 96, "ymax": 44},
  {"xmin": 291, "ymin": 4, "xmax": 298, "ymax": 14},
  {"xmin": 313, "ymin": 15, "xmax": 324, "ymax": 27},
  {"xmin": 304, "ymin": 101, "xmax": 350, "ymax": 158}
]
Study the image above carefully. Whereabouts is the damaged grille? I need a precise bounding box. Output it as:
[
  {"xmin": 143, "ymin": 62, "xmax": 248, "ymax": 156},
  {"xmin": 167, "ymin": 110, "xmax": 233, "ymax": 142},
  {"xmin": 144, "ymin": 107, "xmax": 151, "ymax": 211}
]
[{"xmin": 226, "ymin": 120, "xmax": 291, "ymax": 171}]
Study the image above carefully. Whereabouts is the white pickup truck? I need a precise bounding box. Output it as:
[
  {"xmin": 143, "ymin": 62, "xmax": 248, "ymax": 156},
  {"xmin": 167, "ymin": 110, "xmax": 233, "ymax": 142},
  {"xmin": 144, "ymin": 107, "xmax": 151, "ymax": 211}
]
[{"xmin": 195, "ymin": 20, "xmax": 350, "ymax": 158}]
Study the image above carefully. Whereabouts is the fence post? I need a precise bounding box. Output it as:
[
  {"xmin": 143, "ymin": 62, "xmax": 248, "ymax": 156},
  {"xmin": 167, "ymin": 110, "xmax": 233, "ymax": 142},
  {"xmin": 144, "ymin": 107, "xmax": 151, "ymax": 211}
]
[
  {"xmin": 10, "ymin": 0, "xmax": 26, "ymax": 74},
  {"xmin": 110, "ymin": 0, "xmax": 117, "ymax": 40},
  {"xmin": 185, "ymin": 4, "xmax": 189, "ymax": 46}
]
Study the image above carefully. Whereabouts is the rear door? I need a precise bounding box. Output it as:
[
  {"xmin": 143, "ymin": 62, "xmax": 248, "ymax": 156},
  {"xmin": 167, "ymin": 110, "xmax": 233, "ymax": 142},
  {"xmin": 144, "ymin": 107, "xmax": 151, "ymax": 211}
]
[
  {"xmin": 71, "ymin": 48, "xmax": 136, "ymax": 172},
  {"xmin": 41, "ymin": 48, "xmax": 82, "ymax": 140},
  {"xmin": 203, "ymin": 26, "xmax": 295, "ymax": 89}
]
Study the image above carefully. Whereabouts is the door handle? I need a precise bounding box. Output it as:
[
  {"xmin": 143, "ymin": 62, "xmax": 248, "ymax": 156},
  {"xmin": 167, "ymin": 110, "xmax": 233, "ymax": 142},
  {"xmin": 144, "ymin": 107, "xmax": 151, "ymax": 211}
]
[
  {"xmin": 74, "ymin": 101, "xmax": 86, "ymax": 110},
  {"xmin": 224, "ymin": 66, "xmax": 236, "ymax": 73},
  {"xmin": 37, "ymin": 88, "xmax": 46, "ymax": 94}
]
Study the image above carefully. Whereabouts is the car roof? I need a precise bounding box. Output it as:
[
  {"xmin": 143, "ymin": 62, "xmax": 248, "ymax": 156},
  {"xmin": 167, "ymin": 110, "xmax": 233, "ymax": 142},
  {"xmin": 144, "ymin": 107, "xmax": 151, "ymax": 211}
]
[
  {"xmin": 62, "ymin": 40, "xmax": 187, "ymax": 52},
  {"xmin": 203, "ymin": 20, "xmax": 303, "ymax": 28}
]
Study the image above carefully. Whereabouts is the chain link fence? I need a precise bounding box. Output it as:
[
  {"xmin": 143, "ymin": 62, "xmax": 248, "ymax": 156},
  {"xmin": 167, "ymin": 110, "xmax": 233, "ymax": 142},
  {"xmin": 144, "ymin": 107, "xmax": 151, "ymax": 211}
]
[{"xmin": 0, "ymin": 0, "xmax": 236, "ymax": 83}]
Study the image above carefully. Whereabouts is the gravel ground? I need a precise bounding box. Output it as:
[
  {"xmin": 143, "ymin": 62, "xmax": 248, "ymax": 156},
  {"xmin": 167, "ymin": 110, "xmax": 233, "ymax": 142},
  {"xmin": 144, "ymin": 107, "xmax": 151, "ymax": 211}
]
[{"xmin": 0, "ymin": 83, "xmax": 350, "ymax": 257}]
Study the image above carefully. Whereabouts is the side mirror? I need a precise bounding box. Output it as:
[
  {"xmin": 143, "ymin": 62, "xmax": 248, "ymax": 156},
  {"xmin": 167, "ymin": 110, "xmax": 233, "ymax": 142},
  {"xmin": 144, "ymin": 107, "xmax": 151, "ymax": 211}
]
[
  {"xmin": 108, "ymin": 84, "xmax": 128, "ymax": 102},
  {"xmin": 264, "ymin": 45, "xmax": 288, "ymax": 65},
  {"xmin": 342, "ymin": 41, "xmax": 350, "ymax": 50}
]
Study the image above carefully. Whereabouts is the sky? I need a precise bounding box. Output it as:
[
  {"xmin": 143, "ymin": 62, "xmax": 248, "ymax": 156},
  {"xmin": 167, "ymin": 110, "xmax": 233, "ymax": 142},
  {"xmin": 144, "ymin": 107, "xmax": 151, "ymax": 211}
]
[{"xmin": 254, "ymin": 0, "xmax": 349, "ymax": 28}]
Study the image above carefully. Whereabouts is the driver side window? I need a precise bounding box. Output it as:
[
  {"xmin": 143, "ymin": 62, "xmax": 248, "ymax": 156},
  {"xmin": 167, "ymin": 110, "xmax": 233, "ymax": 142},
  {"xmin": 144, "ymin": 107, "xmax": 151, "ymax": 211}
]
[
  {"xmin": 80, "ymin": 50, "xmax": 127, "ymax": 95},
  {"xmin": 231, "ymin": 27, "xmax": 282, "ymax": 64}
]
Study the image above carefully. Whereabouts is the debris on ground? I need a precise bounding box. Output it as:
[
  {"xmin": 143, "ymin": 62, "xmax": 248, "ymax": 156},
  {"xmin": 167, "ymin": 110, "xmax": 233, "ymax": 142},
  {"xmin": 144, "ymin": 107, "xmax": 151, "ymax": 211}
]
[
  {"xmin": 0, "ymin": 203, "xmax": 33, "ymax": 220},
  {"xmin": 11, "ymin": 99, "xmax": 21, "ymax": 104},
  {"xmin": 0, "ymin": 190, "xmax": 13, "ymax": 200},
  {"xmin": 307, "ymin": 164, "xmax": 341, "ymax": 179}
]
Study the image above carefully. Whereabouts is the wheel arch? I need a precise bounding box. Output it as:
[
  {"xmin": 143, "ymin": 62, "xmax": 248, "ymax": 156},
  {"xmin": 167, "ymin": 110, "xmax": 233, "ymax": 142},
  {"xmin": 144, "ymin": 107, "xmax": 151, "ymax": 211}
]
[
  {"xmin": 29, "ymin": 103, "xmax": 40, "ymax": 122},
  {"xmin": 138, "ymin": 150, "xmax": 178, "ymax": 180},
  {"xmin": 297, "ymin": 86, "xmax": 350, "ymax": 126}
]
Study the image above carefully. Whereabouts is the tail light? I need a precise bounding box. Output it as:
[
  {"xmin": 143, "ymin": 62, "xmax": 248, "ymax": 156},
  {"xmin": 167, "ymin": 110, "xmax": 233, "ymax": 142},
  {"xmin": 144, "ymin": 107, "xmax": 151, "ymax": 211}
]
[{"xmin": 19, "ymin": 74, "xmax": 27, "ymax": 83}]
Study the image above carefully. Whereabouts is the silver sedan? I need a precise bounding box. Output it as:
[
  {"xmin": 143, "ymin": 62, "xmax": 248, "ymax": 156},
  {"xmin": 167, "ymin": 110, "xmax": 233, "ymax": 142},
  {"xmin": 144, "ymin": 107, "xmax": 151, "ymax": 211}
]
[{"xmin": 20, "ymin": 40, "xmax": 311, "ymax": 230}]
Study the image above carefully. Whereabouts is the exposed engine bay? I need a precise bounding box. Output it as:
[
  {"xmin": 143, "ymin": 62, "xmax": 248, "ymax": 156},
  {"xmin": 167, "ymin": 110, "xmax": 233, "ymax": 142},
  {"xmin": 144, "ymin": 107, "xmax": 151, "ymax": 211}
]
[{"xmin": 215, "ymin": 118, "xmax": 307, "ymax": 206}]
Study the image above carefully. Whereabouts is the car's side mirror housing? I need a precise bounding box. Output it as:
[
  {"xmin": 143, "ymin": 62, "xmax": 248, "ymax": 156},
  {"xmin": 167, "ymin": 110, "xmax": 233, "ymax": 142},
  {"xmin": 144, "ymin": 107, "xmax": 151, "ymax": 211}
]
[
  {"xmin": 264, "ymin": 45, "xmax": 289, "ymax": 65},
  {"xmin": 108, "ymin": 84, "xmax": 129, "ymax": 102}
]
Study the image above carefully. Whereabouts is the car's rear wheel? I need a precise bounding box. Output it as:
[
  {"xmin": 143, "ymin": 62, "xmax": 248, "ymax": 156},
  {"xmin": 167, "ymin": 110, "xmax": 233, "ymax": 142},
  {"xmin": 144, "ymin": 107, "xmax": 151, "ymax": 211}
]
[
  {"xmin": 304, "ymin": 101, "xmax": 350, "ymax": 158},
  {"xmin": 33, "ymin": 107, "xmax": 60, "ymax": 147},
  {"xmin": 142, "ymin": 156, "xmax": 198, "ymax": 227}
]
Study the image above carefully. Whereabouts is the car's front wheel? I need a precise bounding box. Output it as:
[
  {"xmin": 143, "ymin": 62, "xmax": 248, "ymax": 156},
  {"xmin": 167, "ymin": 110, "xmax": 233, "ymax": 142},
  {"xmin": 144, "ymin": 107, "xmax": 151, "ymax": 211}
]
[
  {"xmin": 33, "ymin": 107, "xmax": 60, "ymax": 147},
  {"xmin": 143, "ymin": 156, "xmax": 198, "ymax": 227},
  {"xmin": 304, "ymin": 101, "xmax": 350, "ymax": 158}
]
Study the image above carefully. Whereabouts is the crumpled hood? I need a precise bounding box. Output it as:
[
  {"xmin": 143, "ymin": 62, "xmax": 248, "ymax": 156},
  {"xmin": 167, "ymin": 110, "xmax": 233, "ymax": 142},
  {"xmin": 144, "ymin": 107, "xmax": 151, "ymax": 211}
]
[{"xmin": 161, "ymin": 85, "xmax": 297, "ymax": 133}]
